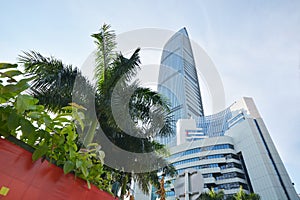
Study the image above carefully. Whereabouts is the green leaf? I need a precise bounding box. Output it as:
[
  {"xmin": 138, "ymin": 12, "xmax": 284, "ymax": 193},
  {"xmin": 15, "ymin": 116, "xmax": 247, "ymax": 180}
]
[
  {"xmin": 36, "ymin": 129, "xmax": 51, "ymax": 140},
  {"xmin": 0, "ymin": 96, "xmax": 7, "ymax": 103},
  {"xmin": 53, "ymin": 134, "xmax": 65, "ymax": 145},
  {"xmin": 27, "ymin": 111, "xmax": 41, "ymax": 119},
  {"xmin": 0, "ymin": 63, "xmax": 18, "ymax": 69},
  {"xmin": 20, "ymin": 118, "xmax": 36, "ymax": 136},
  {"xmin": 1, "ymin": 78, "xmax": 32, "ymax": 96},
  {"xmin": 69, "ymin": 148, "xmax": 76, "ymax": 158},
  {"xmin": 63, "ymin": 161, "xmax": 75, "ymax": 174},
  {"xmin": 43, "ymin": 115, "xmax": 52, "ymax": 127},
  {"xmin": 26, "ymin": 132, "xmax": 39, "ymax": 146},
  {"xmin": 73, "ymin": 111, "xmax": 85, "ymax": 131},
  {"xmin": 0, "ymin": 70, "xmax": 22, "ymax": 78},
  {"xmin": 32, "ymin": 143, "xmax": 48, "ymax": 161},
  {"xmin": 1, "ymin": 84, "xmax": 24, "ymax": 96},
  {"xmin": 80, "ymin": 165, "xmax": 89, "ymax": 177},
  {"xmin": 65, "ymin": 126, "xmax": 76, "ymax": 141},
  {"xmin": 97, "ymin": 151, "xmax": 105, "ymax": 164},
  {"xmin": 7, "ymin": 112, "xmax": 20, "ymax": 130},
  {"xmin": 16, "ymin": 94, "xmax": 39, "ymax": 114},
  {"xmin": 76, "ymin": 160, "xmax": 83, "ymax": 168}
]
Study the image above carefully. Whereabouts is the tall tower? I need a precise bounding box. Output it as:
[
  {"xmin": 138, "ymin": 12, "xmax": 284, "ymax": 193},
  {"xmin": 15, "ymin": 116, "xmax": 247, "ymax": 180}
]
[{"xmin": 158, "ymin": 27, "xmax": 204, "ymax": 146}]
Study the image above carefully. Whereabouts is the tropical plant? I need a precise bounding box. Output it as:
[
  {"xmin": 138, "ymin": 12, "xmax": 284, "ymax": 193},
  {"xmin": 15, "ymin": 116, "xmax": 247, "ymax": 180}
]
[
  {"xmin": 0, "ymin": 63, "xmax": 111, "ymax": 191},
  {"xmin": 197, "ymin": 188, "xmax": 224, "ymax": 200},
  {"xmin": 226, "ymin": 186, "xmax": 260, "ymax": 200},
  {"xmin": 195, "ymin": 185, "xmax": 261, "ymax": 200},
  {"xmin": 91, "ymin": 24, "xmax": 175, "ymax": 199},
  {"xmin": 18, "ymin": 24, "xmax": 175, "ymax": 199}
]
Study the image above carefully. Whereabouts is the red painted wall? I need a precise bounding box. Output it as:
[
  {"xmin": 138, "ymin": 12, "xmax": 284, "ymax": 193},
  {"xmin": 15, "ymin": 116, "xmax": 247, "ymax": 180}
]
[{"xmin": 0, "ymin": 138, "xmax": 117, "ymax": 200}]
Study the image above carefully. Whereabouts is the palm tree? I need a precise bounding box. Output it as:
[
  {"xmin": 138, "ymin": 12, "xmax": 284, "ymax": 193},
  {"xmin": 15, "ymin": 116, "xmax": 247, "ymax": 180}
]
[
  {"xmin": 19, "ymin": 24, "xmax": 175, "ymax": 199},
  {"xmin": 91, "ymin": 25, "xmax": 175, "ymax": 199},
  {"xmin": 235, "ymin": 187, "xmax": 260, "ymax": 200},
  {"xmin": 197, "ymin": 186, "xmax": 260, "ymax": 200},
  {"xmin": 226, "ymin": 186, "xmax": 260, "ymax": 200},
  {"xmin": 247, "ymin": 193, "xmax": 260, "ymax": 200},
  {"xmin": 197, "ymin": 188, "xmax": 224, "ymax": 200}
]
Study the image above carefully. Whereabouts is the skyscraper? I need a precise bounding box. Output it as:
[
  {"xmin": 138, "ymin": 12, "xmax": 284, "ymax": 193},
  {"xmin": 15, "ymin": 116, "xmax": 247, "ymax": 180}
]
[
  {"xmin": 137, "ymin": 27, "xmax": 299, "ymax": 200},
  {"xmin": 158, "ymin": 27, "xmax": 204, "ymax": 146}
]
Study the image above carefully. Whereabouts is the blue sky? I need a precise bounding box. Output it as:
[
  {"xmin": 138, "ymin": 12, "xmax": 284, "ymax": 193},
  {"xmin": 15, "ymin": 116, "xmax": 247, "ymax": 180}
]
[{"xmin": 1, "ymin": 0, "xmax": 300, "ymax": 193}]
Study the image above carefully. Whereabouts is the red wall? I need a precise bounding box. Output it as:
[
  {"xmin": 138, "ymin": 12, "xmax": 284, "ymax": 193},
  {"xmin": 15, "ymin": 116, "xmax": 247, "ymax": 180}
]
[{"xmin": 0, "ymin": 138, "xmax": 117, "ymax": 200}]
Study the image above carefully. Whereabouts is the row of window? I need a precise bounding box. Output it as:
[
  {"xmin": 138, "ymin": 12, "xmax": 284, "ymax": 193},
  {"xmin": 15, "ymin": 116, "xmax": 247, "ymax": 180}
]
[
  {"xmin": 177, "ymin": 163, "xmax": 219, "ymax": 174},
  {"xmin": 201, "ymin": 154, "xmax": 224, "ymax": 160},
  {"xmin": 202, "ymin": 171, "xmax": 246, "ymax": 181},
  {"xmin": 200, "ymin": 153, "xmax": 239, "ymax": 160},
  {"xmin": 172, "ymin": 157, "xmax": 200, "ymax": 166},
  {"xmin": 220, "ymin": 162, "xmax": 243, "ymax": 170},
  {"xmin": 176, "ymin": 162, "xmax": 243, "ymax": 175},
  {"xmin": 165, "ymin": 171, "xmax": 245, "ymax": 182},
  {"xmin": 186, "ymin": 133, "xmax": 205, "ymax": 137},
  {"xmin": 216, "ymin": 172, "xmax": 246, "ymax": 181},
  {"xmin": 186, "ymin": 129, "xmax": 203, "ymax": 133},
  {"xmin": 187, "ymin": 138, "xmax": 205, "ymax": 142},
  {"xmin": 203, "ymin": 173, "xmax": 213, "ymax": 178},
  {"xmin": 225, "ymin": 154, "xmax": 239, "ymax": 160},
  {"xmin": 218, "ymin": 182, "xmax": 248, "ymax": 190},
  {"xmin": 204, "ymin": 182, "xmax": 249, "ymax": 191},
  {"xmin": 169, "ymin": 144, "xmax": 234, "ymax": 159}
]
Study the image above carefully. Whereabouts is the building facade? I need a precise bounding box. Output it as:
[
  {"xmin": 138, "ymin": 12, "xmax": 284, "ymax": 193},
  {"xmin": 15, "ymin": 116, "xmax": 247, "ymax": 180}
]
[
  {"xmin": 156, "ymin": 97, "xmax": 299, "ymax": 200},
  {"xmin": 158, "ymin": 27, "xmax": 204, "ymax": 147},
  {"xmin": 137, "ymin": 27, "xmax": 299, "ymax": 200}
]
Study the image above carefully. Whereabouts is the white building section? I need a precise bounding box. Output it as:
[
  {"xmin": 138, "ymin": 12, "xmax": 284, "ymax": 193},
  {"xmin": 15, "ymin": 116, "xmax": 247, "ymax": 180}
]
[{"xmin": 158, "ymin": 97, "xmax": 299, "ymax": 200}]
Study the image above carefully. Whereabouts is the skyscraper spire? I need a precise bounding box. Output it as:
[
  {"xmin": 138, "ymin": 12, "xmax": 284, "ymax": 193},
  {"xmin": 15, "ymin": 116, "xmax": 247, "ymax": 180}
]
[{"xmin": 158, "ymin": 27, "xmax": 204, "ymax": 146}]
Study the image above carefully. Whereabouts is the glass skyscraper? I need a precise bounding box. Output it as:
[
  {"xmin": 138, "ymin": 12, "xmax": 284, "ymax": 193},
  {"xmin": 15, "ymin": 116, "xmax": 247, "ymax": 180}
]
[
  {"xmin": 158, "ymin": 28, "xmax": 204, "ymax": 146},
  {"xmin": 135, "ymin": 28, "xmax": 299, "ymax": 200}
]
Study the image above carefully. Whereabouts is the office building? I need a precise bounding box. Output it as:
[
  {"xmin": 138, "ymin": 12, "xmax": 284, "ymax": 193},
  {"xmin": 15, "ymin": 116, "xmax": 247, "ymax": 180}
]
[
  {"xmin": 138, "ymin": 28, "xmax": 299, "ymax": 200},
  {"xmin": 158, "ymin": 97, "xmax": 299, "ymax": 200},
  {"xmin": 157, "ymin": 27, "xmax": 204, "ymax": 146}
]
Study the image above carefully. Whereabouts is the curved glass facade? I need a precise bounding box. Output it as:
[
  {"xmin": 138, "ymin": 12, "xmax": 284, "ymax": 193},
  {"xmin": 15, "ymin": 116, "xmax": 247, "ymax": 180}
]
[
  {"xmin": 163, "ymin": 138, "xmax": 250, "ymax": 199},
  {"xmin": 158, "ymin": 27, "xmax": 204, "ymax": 146}
]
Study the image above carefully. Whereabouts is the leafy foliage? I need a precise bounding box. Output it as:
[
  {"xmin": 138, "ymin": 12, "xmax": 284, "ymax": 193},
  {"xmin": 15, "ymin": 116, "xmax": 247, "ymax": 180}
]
[
  {"xmin": 197, "ymin": 187, "xmax": 260, "ymax": 200},
  {"xmin": 0, "ymin": 63, "xmax": 111, "ymax": 192},
  {"xmin": 18, "ymin": 51, "xmax": 94, "ymax": 113},
  {"xmin": 18, "ymin": 24, "xmax": 176, "ymax": 199},
  {"xmin": 197, "ymin": 188, "xmax": 224, "ymax": 200},
  {"xmin": 226, "ymin": 186, "xmax": 260, "ymax": 200},
  {"xmin": 91, "ymin": 23, "xmax": 117, "ymax": 84}
]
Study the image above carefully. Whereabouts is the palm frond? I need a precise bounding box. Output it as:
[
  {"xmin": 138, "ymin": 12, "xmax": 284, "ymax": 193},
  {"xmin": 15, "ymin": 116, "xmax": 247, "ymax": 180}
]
[
  {"xmin": 133, "ymin": 171, "xmax": 160, "ymax": 194},
  {"xmin": 97, "ymin": 48, "xmax": 141, "ymax": 97},
  {"xmin": 91, "ymin": 24, "xmax": 117, "ymax": 84},
  {"xmin": 19, "ymin": 51, "xmax": 94, "ymax": 112}
]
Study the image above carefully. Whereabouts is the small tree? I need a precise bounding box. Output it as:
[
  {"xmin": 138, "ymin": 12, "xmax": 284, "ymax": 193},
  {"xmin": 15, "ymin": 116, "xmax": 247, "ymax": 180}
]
[
  {"xmin": 197, "ymin": 188, "xmax": 224, "ymax": 200},
  {"xmin": 226, "ymin": 186, "xmax": 260, "ymax": 200}
]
